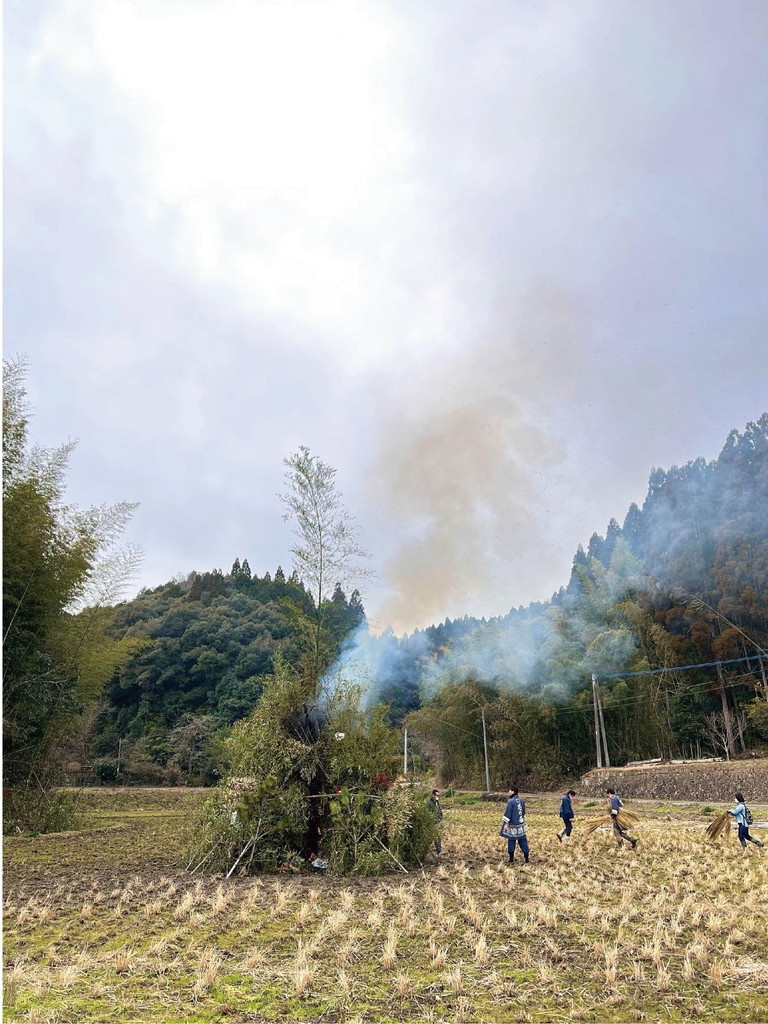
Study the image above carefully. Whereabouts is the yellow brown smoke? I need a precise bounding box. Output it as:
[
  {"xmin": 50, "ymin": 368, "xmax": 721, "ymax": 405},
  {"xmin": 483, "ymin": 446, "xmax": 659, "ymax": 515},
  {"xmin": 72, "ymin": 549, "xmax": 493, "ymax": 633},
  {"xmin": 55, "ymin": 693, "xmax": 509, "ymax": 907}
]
[{"xmin": 369, "ymin": 288, "xmax": 584, "ymax": 632}]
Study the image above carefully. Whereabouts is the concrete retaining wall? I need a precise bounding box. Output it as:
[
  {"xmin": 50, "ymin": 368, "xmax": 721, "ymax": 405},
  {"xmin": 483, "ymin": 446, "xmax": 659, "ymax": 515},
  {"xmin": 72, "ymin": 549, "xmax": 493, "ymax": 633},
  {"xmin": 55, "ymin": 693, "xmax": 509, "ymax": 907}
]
[{"xmin": 580, "ymin": 759, "xmax": 768, "ymax": 802}]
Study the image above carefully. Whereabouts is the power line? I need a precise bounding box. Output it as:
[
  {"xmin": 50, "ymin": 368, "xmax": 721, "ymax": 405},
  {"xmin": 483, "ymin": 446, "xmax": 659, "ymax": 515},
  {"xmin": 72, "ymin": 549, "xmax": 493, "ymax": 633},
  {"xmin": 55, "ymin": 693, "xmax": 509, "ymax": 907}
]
[
  {"xmin": 553, "ymin": 671, "xmax": 762, "ymax": 718},
  {"xmin": 595, "ymin": 653, "xmax": 765, "ymax": 681},
  {"xmin": 412, "ymin": 662, "xmax": 765, "ymax": 735}
]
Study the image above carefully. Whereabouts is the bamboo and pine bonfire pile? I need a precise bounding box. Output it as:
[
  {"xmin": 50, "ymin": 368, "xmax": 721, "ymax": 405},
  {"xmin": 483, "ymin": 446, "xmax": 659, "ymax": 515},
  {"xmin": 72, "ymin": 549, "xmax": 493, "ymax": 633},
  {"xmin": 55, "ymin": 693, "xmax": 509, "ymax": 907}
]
[
  {"xmin": 181, "ymin": 664, "xmax": 441, "ymax": 877},
  {"xmin": 184, "ymin": 777, "xmax": 440, "ymax": 877},
  {"xmin": 582, "ymin": 808, "xmax": 642, "ymax": 835}
]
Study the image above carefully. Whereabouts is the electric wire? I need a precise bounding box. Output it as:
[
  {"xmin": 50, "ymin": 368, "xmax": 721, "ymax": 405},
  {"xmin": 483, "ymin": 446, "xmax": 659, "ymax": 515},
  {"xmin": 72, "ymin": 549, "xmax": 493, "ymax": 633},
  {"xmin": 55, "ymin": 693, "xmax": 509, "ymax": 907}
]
[
  {"xmin": 409, "ymin": 657, "xmax": 767, "ymax": 740},
  {"xmin": 595, "ymin": 653, "xmax": 765, "ymax": 681}
]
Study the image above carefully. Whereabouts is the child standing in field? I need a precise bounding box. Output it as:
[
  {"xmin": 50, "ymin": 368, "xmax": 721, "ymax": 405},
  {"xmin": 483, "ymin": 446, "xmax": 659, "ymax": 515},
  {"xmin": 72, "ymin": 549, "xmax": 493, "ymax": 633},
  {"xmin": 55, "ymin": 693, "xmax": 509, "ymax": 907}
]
[
  {"xmin": 501, "ymin": 786, "xmax": 529, "ymax": 864},
  {"xmin": 728, "ymin": 792, "xmax": 764, "ymax": 852},
  {"xmin": 556, "ymin": 790, "xmax": 576, "ymax": 843},
  {"xmin": 606, "ymin": 788, "xmax": 638, "ymax": 849}
]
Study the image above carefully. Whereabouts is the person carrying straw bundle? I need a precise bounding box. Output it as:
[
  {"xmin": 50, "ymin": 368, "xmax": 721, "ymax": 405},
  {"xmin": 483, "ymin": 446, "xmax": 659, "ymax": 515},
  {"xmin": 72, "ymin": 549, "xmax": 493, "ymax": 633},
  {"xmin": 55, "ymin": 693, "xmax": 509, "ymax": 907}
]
[
  {"xmin": 706, "ymin": 792, "xmax": 764, "ymax": 849},
  {"xmin": 576, "ymin": 789, "xmax": 640, "ymax": 848},
  {"xmin": 606, "ymin": 789, "xmax": 639, "ymax": 848},
  {"xmin": 582, "ymin": 799, "xmax": 641, "ymax": 843},
  {"xmin": 729, "ymin": 792, "xmax": 764, "ymax": 852}
]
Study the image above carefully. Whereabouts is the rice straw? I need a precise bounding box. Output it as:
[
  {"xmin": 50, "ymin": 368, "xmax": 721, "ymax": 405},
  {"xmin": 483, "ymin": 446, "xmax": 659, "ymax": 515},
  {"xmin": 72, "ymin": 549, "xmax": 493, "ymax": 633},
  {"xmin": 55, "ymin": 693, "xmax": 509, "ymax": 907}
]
[{"xmin": 705, "ymin": 810, "xmax": 730, "ymax": 842}]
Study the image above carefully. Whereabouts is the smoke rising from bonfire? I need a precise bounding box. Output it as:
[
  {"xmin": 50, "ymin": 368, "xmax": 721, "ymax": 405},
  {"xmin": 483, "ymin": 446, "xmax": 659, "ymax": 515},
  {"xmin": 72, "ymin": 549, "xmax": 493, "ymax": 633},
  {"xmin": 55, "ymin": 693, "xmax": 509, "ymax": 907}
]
[{"xmin": 368, "ymin": 288, "xmax": 586, "ymax": 633}]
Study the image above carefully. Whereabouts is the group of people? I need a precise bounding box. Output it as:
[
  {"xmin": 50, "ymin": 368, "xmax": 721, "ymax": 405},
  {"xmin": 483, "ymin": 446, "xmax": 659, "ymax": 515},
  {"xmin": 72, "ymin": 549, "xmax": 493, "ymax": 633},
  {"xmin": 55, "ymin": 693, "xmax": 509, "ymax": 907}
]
[
  {"xmin": 498, "ymin": 786, "xmax": 638, "ymax": 862},
  {"xmin": 428, "ymin": 786, "xmax": 764, "ymax": 864}
]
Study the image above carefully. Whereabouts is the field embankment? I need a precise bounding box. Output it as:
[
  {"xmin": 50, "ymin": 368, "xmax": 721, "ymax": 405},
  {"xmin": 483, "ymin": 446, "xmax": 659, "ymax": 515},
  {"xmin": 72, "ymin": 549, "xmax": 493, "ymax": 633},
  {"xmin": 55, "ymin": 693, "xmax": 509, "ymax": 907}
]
[{"xmin": 580, "ymin": 758, "xmax": 768, "ymax": 801}]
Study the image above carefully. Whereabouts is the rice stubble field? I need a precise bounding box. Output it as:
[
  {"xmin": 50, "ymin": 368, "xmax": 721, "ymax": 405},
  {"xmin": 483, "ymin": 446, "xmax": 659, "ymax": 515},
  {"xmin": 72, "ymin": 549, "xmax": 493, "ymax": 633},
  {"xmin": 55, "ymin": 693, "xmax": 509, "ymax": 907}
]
[{"xmin": 4, "ymin": 788, "xmax": 768, "ymax": 1023}]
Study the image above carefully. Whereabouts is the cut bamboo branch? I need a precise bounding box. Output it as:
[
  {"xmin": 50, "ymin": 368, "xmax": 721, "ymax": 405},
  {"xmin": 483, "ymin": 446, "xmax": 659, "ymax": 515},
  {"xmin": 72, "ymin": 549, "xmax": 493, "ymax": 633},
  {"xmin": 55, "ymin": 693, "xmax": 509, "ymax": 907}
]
[
  {"xmin": 374, "ymin": 836, "xmax": 408, "ymax": 873},
  {"xmin": 226, "ymin": 838, "xmax": 255, "ymax": 879}
]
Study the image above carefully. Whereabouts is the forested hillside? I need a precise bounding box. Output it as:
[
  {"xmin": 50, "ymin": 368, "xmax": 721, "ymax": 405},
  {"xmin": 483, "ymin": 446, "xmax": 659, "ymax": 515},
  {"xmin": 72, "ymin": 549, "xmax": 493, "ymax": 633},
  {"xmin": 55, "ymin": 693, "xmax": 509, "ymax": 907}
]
[
  {"xmin": 80, "ymin": 566, "xmax": 365, "ymax": 783},
  {"xmin": 80, "ymin": 415, "xmax": 768, "ymax": 789},
  {"xmin": 377, "ymin": 415, "xmax": 768, "ymax": 786}
]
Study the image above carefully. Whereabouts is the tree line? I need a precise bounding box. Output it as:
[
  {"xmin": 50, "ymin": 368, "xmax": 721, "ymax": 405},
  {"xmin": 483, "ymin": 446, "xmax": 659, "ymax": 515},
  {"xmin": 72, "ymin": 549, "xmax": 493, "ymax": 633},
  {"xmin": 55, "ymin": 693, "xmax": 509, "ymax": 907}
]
[
  {"xmin": 393, "ymin": 415, "xmax": 768, "ymax": 786},
  {"xmin": 4, "ymin": 353, "xmax": 767, "ymax": 825}
]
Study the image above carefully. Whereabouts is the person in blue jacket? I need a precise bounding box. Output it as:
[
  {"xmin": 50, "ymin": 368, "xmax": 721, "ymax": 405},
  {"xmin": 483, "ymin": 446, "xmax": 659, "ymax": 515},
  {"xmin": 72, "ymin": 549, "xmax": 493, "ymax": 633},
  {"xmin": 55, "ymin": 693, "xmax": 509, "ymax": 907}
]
[
  {"xmin": 728, "ymin": 792, "xmax": 764, "ymax": 851},
  {"xmin": 556, "ymin": 790, "xmax": 577, "ymax": 843},
  {"xmin": 500, "ymin": 786, "xmax": 529, "ymax": 864}
]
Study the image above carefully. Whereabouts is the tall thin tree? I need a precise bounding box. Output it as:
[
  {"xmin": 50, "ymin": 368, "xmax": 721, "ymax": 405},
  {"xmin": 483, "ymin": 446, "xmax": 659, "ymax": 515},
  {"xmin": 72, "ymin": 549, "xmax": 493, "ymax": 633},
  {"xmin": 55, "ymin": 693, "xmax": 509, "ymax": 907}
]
[{"xmin": 280, "ymin": 446, "xmax": 372, "ymax": 678}]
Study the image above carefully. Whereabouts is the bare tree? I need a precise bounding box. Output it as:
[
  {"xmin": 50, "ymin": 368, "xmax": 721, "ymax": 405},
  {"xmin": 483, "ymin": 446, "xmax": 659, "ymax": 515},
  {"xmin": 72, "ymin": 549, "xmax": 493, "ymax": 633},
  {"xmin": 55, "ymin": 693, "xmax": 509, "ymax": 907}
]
[{"xmin": 702, "ymin": 710, "xmax": 742, "ymax": 760}]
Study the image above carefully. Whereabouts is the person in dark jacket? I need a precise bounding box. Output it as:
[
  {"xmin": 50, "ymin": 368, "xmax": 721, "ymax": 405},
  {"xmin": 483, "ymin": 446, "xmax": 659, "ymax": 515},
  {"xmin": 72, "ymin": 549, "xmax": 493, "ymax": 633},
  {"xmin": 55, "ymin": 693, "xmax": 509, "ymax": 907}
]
[
  {"xmin": 556, "ymin": 790, "xmax": 577, "ymax": 843},
  {"xmin": 500, "ymin": 786, "xmax": 529, "ymax": 864},
  {"xmin": 427, "ymin": 789, "xmax": 443, "ymax": 856},
  {"xmin": 606, "ymin": 788, "xmax": 637, "ymax": 849}
]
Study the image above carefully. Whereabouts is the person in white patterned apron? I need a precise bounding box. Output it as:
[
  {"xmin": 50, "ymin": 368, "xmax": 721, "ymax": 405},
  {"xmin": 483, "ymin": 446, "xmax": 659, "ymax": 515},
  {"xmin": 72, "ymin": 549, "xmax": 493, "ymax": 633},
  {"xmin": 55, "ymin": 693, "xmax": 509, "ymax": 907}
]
[{"xmin": 500, "ymin": 786, "xmax": 529, "ymax": 864}]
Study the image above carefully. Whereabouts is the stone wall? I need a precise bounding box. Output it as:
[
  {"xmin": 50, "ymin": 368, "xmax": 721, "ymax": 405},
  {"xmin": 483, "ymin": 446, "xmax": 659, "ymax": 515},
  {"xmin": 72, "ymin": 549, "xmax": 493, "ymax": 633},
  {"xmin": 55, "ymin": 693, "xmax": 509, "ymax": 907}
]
[{"xmin": 580, "ymin": 759, "xmax": 768, "ymax": 802}]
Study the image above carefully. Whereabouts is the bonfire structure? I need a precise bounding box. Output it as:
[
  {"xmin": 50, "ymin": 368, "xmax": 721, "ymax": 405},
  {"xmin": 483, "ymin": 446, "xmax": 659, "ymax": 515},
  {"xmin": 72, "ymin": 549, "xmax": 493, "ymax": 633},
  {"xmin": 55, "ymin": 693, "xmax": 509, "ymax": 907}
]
[
  {"xmin": 184, "ymin": 446, "xmax": 438, "ymax": 876},
  {"xmin": 184, "ymin": 662, "xmax": 439, "ymax": 876}
]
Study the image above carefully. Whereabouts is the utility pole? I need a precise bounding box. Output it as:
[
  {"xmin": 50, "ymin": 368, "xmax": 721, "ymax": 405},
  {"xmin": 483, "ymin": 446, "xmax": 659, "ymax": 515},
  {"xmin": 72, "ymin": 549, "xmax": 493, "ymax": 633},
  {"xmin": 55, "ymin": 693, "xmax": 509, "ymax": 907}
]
[
  {"xmin": 596, "ymin": 679, "xmax": 610, "ymax": 768},
  {"xmin": 592, "ymin": 675, "xmax": 602, "ymax": 768},
  {"xmin": 481, "ymin": 707, "xmax": 491, "ymax": 793},
  {"xmin": 717, "ymin": 662, "xmax": 736, "ymax": 758},
  {"xmin": 403, "ymin": 728, "xmax": 408, "ymax": 776},
  {"xmin": 759, "ymin": 654, "xmax": 768, "ymax": 698}
]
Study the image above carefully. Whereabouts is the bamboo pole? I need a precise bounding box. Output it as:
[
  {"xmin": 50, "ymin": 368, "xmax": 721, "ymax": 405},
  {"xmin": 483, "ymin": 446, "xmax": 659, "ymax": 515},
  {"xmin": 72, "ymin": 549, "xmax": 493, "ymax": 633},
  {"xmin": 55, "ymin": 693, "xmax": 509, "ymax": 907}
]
[{"xmin": 226, "ymin": 838, "xmax": 255, "ymax": 879}]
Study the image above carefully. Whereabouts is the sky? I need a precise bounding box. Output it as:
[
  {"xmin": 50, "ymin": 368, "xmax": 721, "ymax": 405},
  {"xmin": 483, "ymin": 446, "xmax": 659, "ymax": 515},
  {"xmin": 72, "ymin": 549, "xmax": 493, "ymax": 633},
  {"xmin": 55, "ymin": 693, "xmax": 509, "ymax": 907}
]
[{"xmin": 5, "ymin": 0, "xmax": 768, "ymax": 633}]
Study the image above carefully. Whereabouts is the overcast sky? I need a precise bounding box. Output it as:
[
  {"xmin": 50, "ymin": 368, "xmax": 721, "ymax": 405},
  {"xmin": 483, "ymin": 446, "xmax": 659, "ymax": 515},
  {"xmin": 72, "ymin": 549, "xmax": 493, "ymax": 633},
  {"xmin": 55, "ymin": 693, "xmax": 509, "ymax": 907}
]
[{"xmin": 6, "ymin": 0, "xmax": 768, "ymax": 632}]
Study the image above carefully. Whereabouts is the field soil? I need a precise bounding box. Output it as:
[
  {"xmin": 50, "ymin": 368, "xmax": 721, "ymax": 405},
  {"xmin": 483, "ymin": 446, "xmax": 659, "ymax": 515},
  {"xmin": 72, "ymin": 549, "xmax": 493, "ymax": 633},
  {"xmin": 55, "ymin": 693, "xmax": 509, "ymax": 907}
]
[{"xmin": 4, "ymin": 788, "xmax": 768, "ymax": 1023}]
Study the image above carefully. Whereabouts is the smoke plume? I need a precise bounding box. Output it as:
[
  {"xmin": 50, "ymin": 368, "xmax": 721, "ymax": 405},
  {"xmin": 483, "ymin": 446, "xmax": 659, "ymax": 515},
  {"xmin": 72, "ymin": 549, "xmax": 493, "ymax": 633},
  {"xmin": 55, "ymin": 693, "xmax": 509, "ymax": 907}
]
[{"xmin": 368, "ymin": 287, "xmax": 586, "ymax": 632}]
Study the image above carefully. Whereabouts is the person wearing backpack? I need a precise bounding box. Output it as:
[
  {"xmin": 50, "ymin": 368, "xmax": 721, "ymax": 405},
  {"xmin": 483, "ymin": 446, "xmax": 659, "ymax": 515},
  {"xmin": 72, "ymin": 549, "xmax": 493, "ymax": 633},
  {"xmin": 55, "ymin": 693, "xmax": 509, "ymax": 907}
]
[{"xmin": 728, "ymin": 792, "xmax": 764, "ymax": 851}]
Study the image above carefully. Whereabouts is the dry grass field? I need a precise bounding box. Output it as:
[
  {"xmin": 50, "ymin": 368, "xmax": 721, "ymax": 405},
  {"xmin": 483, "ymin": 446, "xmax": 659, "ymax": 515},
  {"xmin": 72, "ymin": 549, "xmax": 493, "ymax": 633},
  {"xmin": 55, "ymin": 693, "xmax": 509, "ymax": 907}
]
[{"xmin": 4, "ymin": 789, "xmax": 768, "ymax": 1023}]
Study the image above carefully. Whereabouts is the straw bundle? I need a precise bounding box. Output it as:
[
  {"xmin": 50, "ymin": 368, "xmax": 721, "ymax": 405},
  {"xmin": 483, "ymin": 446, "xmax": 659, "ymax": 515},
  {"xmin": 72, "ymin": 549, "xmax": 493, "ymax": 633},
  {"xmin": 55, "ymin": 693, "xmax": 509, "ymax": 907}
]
[
  {"xmin": 583, "ymin": 815, "xmax": 612, "ymax": 835},
  {"xmin": 582, "ymin": 809, "xmax": 640, "ymax": 835},
  {"xmin": 616, "ymin": 808, "xmax": 640, "ymax": 826},
  {"xmin": 705, "ymin": 810, "xmax": 731, "ymax": 841}
]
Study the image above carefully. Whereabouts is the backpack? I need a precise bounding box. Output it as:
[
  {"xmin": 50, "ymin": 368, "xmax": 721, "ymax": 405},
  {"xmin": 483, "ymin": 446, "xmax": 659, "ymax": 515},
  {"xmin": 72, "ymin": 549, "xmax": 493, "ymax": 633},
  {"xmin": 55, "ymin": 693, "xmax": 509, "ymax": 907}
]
[{"xmin": 744, "ymin": 805, "xmax": 753, "ymax": 826}]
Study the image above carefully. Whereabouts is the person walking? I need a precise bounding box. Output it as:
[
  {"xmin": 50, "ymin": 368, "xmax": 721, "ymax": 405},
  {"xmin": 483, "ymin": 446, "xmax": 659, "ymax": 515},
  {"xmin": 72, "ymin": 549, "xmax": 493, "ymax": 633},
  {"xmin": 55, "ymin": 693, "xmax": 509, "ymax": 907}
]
[
  {"xmin": 606, "ymin": 788, "xmax": 638, "ymax": 849},
  {"xmin": 557, "ymin": 790, "xmax": 577, "ymax": 843},
  {"xmin": 427, "ymin": 788, "xmax": 444, "ymax": 857},
  {"xmin": 501, "ymin": 786, "xmax": 529, "ymax": 864},
  {"xmin": 728, "ymin": 792, "xmax": 764, "ymax": 852}
]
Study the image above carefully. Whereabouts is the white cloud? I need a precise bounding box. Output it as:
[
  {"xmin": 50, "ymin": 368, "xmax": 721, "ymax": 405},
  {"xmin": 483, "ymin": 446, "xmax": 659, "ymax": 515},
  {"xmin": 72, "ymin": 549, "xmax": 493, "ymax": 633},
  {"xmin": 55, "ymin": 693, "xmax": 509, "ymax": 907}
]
[
  {"xmin": 31, "ymin": 0, "xmax": 433, "ymax": 364},
  {"xmin": 8, "ymin": 0, "xmax": 768, "ymax": 629}
]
